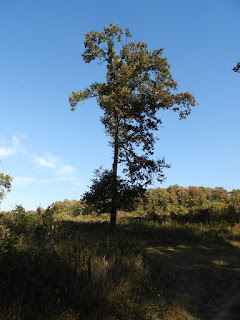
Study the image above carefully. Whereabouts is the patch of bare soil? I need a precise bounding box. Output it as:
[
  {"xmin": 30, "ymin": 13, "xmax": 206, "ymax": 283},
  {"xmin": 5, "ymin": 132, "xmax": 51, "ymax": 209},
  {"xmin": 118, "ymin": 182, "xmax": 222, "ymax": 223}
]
[{"xmin": 145, "ymin": 243, "xmax": 240, "ymax": 320}]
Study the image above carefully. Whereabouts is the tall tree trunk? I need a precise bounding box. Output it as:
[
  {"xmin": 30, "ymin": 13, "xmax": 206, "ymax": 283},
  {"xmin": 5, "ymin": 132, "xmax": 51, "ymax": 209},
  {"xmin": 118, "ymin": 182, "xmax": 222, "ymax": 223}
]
[{"xmin": 110, "ymin": 120, "xmax": 119, "ymax": 227}]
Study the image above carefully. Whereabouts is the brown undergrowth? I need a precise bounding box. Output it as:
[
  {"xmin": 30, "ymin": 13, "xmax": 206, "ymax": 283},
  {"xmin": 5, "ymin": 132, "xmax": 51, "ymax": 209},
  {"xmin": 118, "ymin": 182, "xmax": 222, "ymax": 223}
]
[{"xmin": 0, "ymin": 210, "xmax": 240, "ymax": 319}]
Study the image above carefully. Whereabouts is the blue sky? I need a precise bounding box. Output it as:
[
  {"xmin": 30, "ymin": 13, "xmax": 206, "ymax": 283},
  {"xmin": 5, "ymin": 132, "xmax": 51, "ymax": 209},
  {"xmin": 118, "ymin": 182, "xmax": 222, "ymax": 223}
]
[{"xmin": 0, "ymin": 0, "xmax": 239, "ymax": 210}]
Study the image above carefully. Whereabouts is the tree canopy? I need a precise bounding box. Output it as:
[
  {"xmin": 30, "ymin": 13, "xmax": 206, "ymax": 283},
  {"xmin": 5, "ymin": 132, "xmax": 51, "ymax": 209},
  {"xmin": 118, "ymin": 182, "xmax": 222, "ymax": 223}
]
[
  {"xmin": 69, "ymin": 23, "xmax": 197, "ymax": 225},
  {"xmin": 0, "ymin": 171, "xmax": 12, "ymax": 204},
  {"xmin": 82, "ymin": 167, "xmax": 145, "ymax": 214}
]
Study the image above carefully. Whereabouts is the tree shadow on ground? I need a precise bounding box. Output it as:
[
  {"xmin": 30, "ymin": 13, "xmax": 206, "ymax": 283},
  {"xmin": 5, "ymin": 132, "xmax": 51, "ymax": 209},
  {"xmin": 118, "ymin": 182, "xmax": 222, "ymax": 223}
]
[
  {"xmin": 61, "ymin": 219, "xmax": 240, "ymax": 319},
  {"xmin": 145, "ymin": 244, "xmax": 240, "ymax": 319},
  {"xmin": 135, "ymin": 226, "xmax": 240, "ymax": 319}
]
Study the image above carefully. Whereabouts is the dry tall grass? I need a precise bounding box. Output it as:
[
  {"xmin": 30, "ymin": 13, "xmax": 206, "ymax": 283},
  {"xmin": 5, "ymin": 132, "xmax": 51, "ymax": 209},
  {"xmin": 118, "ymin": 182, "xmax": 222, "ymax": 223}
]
[{"xmin": 0, "ymin": 208, "xmax": 240, "ymax": 319}]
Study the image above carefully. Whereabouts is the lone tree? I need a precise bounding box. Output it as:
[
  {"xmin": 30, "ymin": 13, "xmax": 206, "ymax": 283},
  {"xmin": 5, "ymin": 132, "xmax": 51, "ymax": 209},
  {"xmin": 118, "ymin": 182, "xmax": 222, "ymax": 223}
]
[{"xmin": 69, "ymin": 24, "xmax": 196, "ymax": 226}]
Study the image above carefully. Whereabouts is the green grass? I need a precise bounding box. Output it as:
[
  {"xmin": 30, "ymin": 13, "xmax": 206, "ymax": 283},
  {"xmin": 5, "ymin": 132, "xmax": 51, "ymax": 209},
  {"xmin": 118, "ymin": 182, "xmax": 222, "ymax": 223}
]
[{"xmin": 0, "ymin": 210, "xmax": 240, "ymax": 319}]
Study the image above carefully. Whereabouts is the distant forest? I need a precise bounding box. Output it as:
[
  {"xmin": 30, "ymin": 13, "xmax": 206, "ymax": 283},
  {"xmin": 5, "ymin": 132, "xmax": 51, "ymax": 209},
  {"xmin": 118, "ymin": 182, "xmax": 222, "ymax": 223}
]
[{"xmin": 6, "ymin": 185, "xmax": 237, "ymax": 225}]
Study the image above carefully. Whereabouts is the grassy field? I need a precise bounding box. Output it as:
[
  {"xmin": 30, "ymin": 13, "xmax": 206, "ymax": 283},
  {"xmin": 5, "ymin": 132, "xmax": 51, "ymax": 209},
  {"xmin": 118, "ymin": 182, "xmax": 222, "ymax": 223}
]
[{"xmin": 0, "ymin": 208, "xmax": 240, "ymax": 320}]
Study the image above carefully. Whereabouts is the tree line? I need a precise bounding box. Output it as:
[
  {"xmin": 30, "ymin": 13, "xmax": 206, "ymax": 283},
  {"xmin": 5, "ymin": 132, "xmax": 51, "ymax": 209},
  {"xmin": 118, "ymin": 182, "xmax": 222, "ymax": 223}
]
[{"xmin": 32, "ymin": 185, "xmax": 240, "ymax": 224}]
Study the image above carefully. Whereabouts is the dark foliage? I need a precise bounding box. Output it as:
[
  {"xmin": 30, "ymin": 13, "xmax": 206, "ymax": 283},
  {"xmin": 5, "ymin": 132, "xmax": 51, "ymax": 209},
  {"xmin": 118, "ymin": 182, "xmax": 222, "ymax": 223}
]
[
  {"xmin": 82, "ymin": 167, "xmax": 145, "ymax": 214},
  {"xmin": 233, "ymin": 62, "xmax": 240, "ymax": 73}
]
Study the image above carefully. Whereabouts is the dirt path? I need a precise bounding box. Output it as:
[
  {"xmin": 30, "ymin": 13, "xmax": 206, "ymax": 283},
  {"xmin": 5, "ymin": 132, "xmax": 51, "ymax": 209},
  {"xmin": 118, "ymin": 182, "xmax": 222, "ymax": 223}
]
[{"xmin": 144, "ymin": 243, "xmax": 240, "ymax": 320}]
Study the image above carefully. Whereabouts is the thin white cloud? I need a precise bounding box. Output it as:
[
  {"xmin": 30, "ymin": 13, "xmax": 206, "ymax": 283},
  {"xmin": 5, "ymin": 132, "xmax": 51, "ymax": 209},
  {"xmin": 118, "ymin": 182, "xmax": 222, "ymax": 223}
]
[
  {"xmin": 14, "ymin": 176, "xmax": 80, "ymax": 186},
  {"xmin": 12, "ymin": 135, "xmax": 21, "ymax": 147},
  {"xmin": 13, "ymin": 177, "xmax": 40, "ymax": 185},
  {"xmin": 0, "ymin": 146, "xmax": 17, "ymax": 157},
  {"xmin": 33, "ymin": 152, "xmax": 77, "ymax": 179},
  {"xmin": 0, "ymin": 134, "xmax": 22, "ymax": 157},
  {"xmin": 1, "ymin": 134, "xmax": 80, "ymax": 186},
  {"xmin": 56, "ymin": 165, "xmax": 76, "ymax": 176},
  {"xmin": 33, "ymin": 154, "xmax": 57, "ymax": 169}
]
